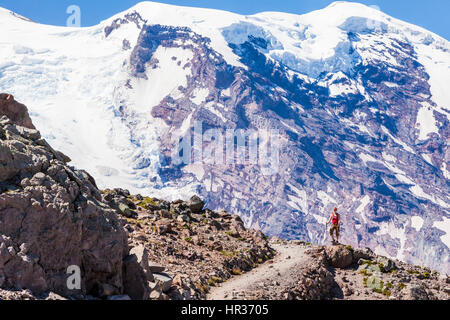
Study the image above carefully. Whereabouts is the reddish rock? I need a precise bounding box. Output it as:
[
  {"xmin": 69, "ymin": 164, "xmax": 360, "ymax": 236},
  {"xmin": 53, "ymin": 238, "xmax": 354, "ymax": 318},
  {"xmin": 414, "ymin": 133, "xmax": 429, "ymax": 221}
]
[{"xmin": 0, "ymin": 93, "xmax": 35, "ymax": 129}]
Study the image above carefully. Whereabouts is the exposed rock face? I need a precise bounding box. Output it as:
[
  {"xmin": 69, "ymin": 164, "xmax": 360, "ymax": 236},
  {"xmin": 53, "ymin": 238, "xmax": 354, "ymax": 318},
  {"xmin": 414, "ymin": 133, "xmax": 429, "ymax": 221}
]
[
  {"xmin": 0, "ymin": 94, "xmax": 34, "ymax": 129},
  {"xmin": 187, "ymin": 195, "xmax": 205, "ymax": 213},
  {"xmin": 325, "ymin": 245, "xmax": 354, "ymax": 269},
  {"xmin": 0, "ymin": 96, "xmax": 146, "ymax": 298}
]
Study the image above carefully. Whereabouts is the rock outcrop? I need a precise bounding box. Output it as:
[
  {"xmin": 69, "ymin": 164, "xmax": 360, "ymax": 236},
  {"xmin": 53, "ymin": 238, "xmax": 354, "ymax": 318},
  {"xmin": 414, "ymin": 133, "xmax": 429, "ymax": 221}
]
[
  {"xmin": 0, "ymin": 95, "xmax": 147, "ymax": 299},
  {"xmin": 325, "ymin": 245, "xmax": 354, "ymax": 269},
  {"xmin": 0, "ymin": 94, "xmax": 35, "ymax": 129}
]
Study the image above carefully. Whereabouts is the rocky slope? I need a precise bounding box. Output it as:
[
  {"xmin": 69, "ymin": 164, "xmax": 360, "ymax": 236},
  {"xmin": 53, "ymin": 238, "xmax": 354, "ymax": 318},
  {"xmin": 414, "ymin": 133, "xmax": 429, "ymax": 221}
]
[
  {"xmin": 101, "ymin": 189, "xmax": 274, "ymax": 300},
  {"xmin": 0, "ymin": 94, "xmax": 150, "ymax": 299}
]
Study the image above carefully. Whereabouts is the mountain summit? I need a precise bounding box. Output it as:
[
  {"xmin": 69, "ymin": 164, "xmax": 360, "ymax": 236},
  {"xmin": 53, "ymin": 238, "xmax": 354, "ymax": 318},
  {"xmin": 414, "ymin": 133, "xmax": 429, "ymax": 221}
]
[{"xmin": 0, "ymin": 1, "xmax": 449, "ymax": 273}]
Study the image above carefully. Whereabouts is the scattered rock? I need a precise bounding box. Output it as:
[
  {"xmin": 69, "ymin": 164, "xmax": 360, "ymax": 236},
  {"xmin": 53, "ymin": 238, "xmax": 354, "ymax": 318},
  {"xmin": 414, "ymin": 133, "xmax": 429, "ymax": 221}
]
[
  {"xmin": 148, "ymin": 261, "xmax": 165, "ymax": 273},
  {"xmin": 404, "ymin": 285, "xmax": 429, "ymax": 300},
  {"xmin": 153, "ymin": 273, "xmax": 173, "ymax": 293},
  {"xmin": 122, "ymin": 254, "xmax": 150, "ymax": 300},
  {"xmin": 377, "ymin": 257, "xmax": 396, "ymax": 272},
  {"xmin": 187, "ymin": 195, "xmax": 205, "ymax": 213}
]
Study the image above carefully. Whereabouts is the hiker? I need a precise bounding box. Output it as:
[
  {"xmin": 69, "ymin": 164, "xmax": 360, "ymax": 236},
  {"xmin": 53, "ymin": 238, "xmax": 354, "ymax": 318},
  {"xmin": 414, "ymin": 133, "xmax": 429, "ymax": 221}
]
[{"xmin": 327, "ymin": 207, "xmax": 341, "ymax": 244}]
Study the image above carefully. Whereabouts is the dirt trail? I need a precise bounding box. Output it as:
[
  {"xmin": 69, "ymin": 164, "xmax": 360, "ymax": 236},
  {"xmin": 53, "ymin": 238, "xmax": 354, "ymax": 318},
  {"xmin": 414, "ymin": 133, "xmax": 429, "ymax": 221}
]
[{"xmin": 207, "ymin": 243, "xmax": 310, "ymax": 300}]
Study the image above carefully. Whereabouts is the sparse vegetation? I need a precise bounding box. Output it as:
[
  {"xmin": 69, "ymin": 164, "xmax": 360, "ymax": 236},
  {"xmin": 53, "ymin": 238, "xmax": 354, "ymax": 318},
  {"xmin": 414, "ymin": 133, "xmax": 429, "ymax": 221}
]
[
  {"xmin": 210, "ymin": 276, "xmax": 223, "ymax": 283},
  {"xmin": 137, "ymin": 197, "xmax": 159, "ymax": 209},
  {"xmin": 407, "ymin": 269, "xmax": 420, "ymax": 275},
  {"xmin": 359, "ymin": 269, "xmax": 373, "ymax": 276},
  {"xmin": 231, "ymin": 268, "xmax": 242, "ymax": 275},
  {"xmin": 363, "ymin": 277, "xmax": 368, "ymax": 287},
  {"xmin": 207, "ymin": 278, "xmax": 216, "ymax": 286},
  {"xmin": 194, "ymin": 282, "xmax": 209, "ymax": 294},
  {"xmin": 398, "ymin": 283, "xmax": 407, "ymax": 290},
  {"xmin": 220, "ymin": 250, "xmax": 234, "ymax": 258}
]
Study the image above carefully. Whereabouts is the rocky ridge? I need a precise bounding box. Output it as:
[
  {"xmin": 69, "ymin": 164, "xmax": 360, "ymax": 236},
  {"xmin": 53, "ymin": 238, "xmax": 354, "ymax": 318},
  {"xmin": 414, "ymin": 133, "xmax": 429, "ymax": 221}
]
[
  {"xmin": 103, "ymin": 188, "xmax": 274, "ymax": 300},
  {"xmin": 0, "ymin": 94, "xmax": 149, "ymax": 300}
]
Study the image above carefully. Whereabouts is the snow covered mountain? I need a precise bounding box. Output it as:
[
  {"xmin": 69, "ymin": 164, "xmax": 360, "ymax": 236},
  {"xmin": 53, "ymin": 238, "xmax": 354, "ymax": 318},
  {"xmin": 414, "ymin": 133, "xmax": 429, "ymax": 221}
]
[{"xmin": 0, "ymin": 1, "xmax": 449, "ymax": 273}]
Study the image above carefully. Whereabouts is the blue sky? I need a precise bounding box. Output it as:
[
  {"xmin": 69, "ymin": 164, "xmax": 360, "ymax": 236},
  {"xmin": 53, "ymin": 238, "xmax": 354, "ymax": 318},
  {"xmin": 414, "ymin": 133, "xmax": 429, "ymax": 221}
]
[{"xmin": 1, "ymin": 0, "xmax": 449, "ymax": 40}]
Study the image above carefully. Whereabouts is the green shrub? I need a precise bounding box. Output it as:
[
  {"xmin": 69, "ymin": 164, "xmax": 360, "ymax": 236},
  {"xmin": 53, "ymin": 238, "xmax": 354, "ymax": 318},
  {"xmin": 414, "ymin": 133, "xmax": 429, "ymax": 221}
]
[
  {"xmin": 210, "ymin": 276, "xmax": 223, "ymax": 283},
  {"xmin": 207, "ymin": 278, "xmax": 216, "ymax": 286},
  {"xmin": 359, "ymin": 269, "xmax": 373, "ymax": 276},
  {"xmin": 220, "ymin": 251, "xmax": 234, "ymax": 258},
  {"xmin": 363, "ymin": 277, "xmax": 368, "ymax": 287}
]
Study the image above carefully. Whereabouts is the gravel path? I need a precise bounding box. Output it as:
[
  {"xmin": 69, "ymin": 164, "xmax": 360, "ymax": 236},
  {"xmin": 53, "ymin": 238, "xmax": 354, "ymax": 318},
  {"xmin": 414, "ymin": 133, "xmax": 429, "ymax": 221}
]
[{"xmin": 207, "ymin": 244, "xmax": 310, "ymax": 300}]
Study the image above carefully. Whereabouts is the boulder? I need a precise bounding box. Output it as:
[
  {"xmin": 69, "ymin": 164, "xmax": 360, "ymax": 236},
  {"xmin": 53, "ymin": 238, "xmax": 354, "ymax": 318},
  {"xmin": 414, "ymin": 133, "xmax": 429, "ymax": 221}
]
[
  {"xmin": 325, "ymin": 245, "xmax": 353, "ymax": 269},
  {"xmin": 177, "ymin": 214, "xmax": 190, "ymax": 223},
  {"xmin": 0, "ymin": 94, "xmax": 35, "ymax": 129},
  {"xmin": 187, "ymin": 195, "xmax": 205, "ymax": 213},
  {"xmin": 352, "ymin": 247, "xmax": 375, "ymax": 262},
  {"xmin": 0, "ymin": 96, "xmax": 148, "ymax": 299},
  {"xmin": 155, "ymin": 220, "xmax": 172, "ymax": 235},
  {"xmin": 153, "ymin": 273, "xmax": 173, "ymax": 293},
  {"xmin": 118, "ymin": 203, "xmax": 137, "ymax": 218},
  {"xmin": 148, "ymin": 261, "xmax": 165, "ymax": 273},
  {"xmin": 130, "ymin": 245, "xmax": 154, "ymax": 282},
  {"xmin": 159, "ymin": 210, "xmax": 172, "ymax": 219},
  {"xmin": 122, "ymin": 254, "xmax": 151, "ymax": 300},
  {"xmin": 377, "ymin": 256, "xmax": 396, "ymax": 272},
  {"xmin": 404, "ymin": 285, "xmax": 429, "ymax": 300}
]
